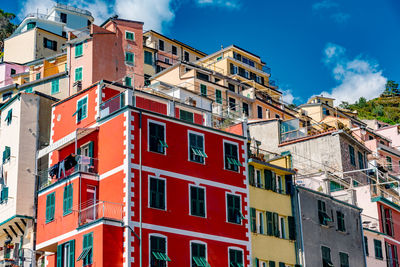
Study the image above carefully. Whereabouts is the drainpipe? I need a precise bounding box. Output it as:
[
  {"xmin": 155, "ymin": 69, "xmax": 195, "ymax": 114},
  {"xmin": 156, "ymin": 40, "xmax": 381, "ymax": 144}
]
[
  {"xmin": 359, "ymin": 211, "xmax": 367, "ymax": 267},
  {"xmin": 295, "ymin": 188, "xmax": 306, "ymax": 267},
  {"xmin": 139, "ymin": 110, "xmax": 143, "ymax": 267}
]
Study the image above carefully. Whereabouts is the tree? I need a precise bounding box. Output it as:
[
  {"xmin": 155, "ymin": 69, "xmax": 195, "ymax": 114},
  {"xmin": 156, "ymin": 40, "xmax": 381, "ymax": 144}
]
[
  {"xmin": 357, "ymin": 97, "xmax": 367, "ymax": 108},
  {"xmin": 339, "ymin": 101, "xmax": 350, "ymax": 109},
  {"xmin": 382, "ymin": 80, "xmax": 400, "ymax": 97},
  {"xmin": 0, "ymin": 9, "xmax": 17, "ymax": 58}
]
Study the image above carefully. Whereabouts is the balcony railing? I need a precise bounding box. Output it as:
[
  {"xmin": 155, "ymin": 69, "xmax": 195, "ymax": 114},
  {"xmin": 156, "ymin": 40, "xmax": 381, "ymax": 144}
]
[
  {"xmin": 263, "ymin": 66, "xmax": 271, "ymax": 74},
  {"xmin": 39, "ymin": 155, "xmax": 98, "ymax": 190},
  {"xmin": 78, "ymin": 201, "xmax": 123, "ymax": 226},
  {"xmin": 99, "ymin": 91, "xmax": 135, "ymax": 119}
]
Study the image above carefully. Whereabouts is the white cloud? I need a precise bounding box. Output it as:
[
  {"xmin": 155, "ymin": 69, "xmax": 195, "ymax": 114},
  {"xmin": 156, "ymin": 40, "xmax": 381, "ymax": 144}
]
[
  {"xmin": 282, "ymin": 89, "xmax": 295, "ymax": 104},
  {"xmin": 196, "ymin": 0, "xmax": 241, "ymax": 9},
  {"xmin": 320, "ymin": 43, "xmax": 387, "ymax": 105},
  {"xmin": 18, "ymin": 0, "xmax": 56, "ymax": 19},
  {"xmin": 312, "ymin": 0, "xmax": 338, "ymax": 10}
]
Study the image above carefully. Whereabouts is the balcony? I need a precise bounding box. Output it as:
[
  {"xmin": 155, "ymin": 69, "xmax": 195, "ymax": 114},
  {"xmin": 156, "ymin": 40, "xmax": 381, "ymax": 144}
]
[
  {"xmin": 263, "ymin": 66, "xmax": 271, "ymax": 74},
  {"xmin": 39, "ymin": 155, "xmax": 98, "ymax": 191},
  {"xmin": 78, "ymin": 201, "xmax": 123, "ymax": 227},
  {"xmin": 99, "ymin": 90, "xmax": 133, "ymax": 119}
]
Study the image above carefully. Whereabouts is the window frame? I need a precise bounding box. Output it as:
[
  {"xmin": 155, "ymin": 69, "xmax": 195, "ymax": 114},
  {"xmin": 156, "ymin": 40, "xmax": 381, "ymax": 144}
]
[
  {"xmin": 226, "ymin": 192, "xmax": 242, "ymax": 225},
  {"xmin": 74, "ymin": 66, "xmax": 83, "ymax": 82},
  {"xmin": 125, "ymin": 51, "xmax": 135, "ymax": 66},
  {"xmin": 45, "ymin": 192, "xmax": 56, "ymax": 223},
  {"xmin": 339, "ymin": 252, "xmax": 349, "ymax": 267},
  {"xmin": 51, "ymin": 79, "xmax": 60, "ymax": 94},
  {"xmin": 148, "ymin": 176, "xmax": 167, "ymax": 211},
  {"xmin": 125, "ymin": 30, "xmax": 135, "ymax": 41},
  {"xmin": 349, "ymin": 145, "xmax": 356, "ymax": 166},
  {"xmin": 148, "ymin": 119, "xmax": 167, "ymax": 155},
  {"xmin": 189, "ymin": 184, "xmax": 206, "ymax": 218},
  {"xmin": 223, "ymin": 140, "xmax": 241, "ymax": 172},
  {"xmin": 149, "ymin": 233, "xmax": 170, "ymax": 267},
  {"xmin": 75, "ymin": 42, "xmax": 83, "ymax": 58},
  {"xmin": 144, "ymin": 51, "xmax": 153, "ymax": 65},
  {"xmin": 374, "ymin": 239, "xmax": 383, "ymax": 260},
  {"xmin": 188, "ymin": 131, "xmax": 206, "ymax": 164},
  {"xmin": 215, "ymin": 89, "xmax": 222, "ymax": 104},
  {"xmin": 63, "ymin": 183, "xmax": 73, "ymax": 216},
  {"xmin": 159, "ymin": 39, "xmax": 164, "ymax": 51},
  {"xmin": 190, "ymin": 240, "xmax": 208, "ymax": 267},
  {"xmin": 228, "ymin": 247, "xmax": 244, "ymax": 267},
  {"xmin": 75, "ymin": 95, "xmax": 88, "ymax": 123}
]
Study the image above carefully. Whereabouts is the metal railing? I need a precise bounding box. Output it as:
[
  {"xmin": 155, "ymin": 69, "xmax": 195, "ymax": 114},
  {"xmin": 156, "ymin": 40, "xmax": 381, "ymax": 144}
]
[
  {"xmin": 55, "ymin": 3, "xmax": 93, "ymax": 17},
  {"xmin": 38, "ymin": 155, "xmax": 98, "ymax": 190},
  {"xmin": 99, "ymin": 91, "xmax": 136, "ymax": 119},
  {"xmin": 78, "ymin": 201, "xmax": 123, "ymax": 226}
]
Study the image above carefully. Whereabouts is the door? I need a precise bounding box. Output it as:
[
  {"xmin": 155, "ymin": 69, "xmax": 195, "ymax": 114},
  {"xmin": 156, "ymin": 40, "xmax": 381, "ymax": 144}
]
[{"xmin": 86, "ymin": 185, "xmax": 97, "ymax": 222}]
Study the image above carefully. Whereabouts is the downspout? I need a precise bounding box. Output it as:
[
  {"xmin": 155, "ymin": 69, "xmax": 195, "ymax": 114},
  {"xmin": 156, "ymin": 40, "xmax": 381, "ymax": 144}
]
[
  {"xmin": 296, "ymin": 188, "xmax": 306, "ymax": 267},
  {"xmin": 359, "ymin": 211, "xmax": 367, "ymax": 267},
  {"xmin": 139, "ymin": 110, "xmax": 143, "ymax": 267}
]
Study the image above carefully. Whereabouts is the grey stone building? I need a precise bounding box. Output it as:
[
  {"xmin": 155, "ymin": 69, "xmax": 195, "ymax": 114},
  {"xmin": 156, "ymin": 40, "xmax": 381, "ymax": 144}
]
[{"xmin": 294, "ymin": 186, "xmax": 366, "ymax": 267}]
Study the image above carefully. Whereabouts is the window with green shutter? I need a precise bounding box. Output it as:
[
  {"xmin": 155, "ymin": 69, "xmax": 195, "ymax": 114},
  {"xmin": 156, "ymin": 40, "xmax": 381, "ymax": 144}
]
[
  {"xmin": 144, "ymin": 51, "xmax": 153, "ymax": 65},
  {"xmin": 189, "ymin": 133, "xmax": 207, "ymax": 163},
  {"xmin": 318, "ymin": 200, "xmax": 331, "ymax": 225},
  {"xmin": 364, "ymin": 236, "xmax": 369, "ymax": 256},
  {"xmin": 75, "ymin": 43, "xmax": 83, "ymax": 57},
  {"xmin": 265, "ymin": 211, "xmax": 279, "ymax": 237},
  {"xmin": 256, "ymin": 170, "xmax": 262, "ymax": 188},
  {"xmin": 63, "ymin": 184, "xmax": 73, "ymax": 215},
  {"xmin": 57, "ymin": 240, "xmax": 75, "ymax": 267},
  {"xmin": 279, "ymin": 263, "xmax": 285, "ymax": 267},
  {"xmin": 250, "ymin": 207, "xmax": 256, "ymax": 233},
  {"xmin": 227, "ymin": 194, "xmax": 242, "ymax": 224},
  {"xmin": 75, "ymin": 67, "xmax": 82, "ymax": 82},
  {"xmin": 51, "ymin": 79, "xmax": 60, "ymax": 94},
  {"xmin": 358, "ymin": 151, "xmax": 364, "ymax": 169},
  {"xmin": 73, "ymin": 97, "xmax": 88, "ymax": 123},
  {"xmin": 339, "ymin": 252, "xmax": 349, "ymax": 267},
  {"xmin": 36, "ymin": 73, "xmax": 41, "ymax": 80},
  {"xmin": 248, "ymin": 165, "xmax": 255, "ymax": 186},
  {"xmin": 149, "ymin": 122, "xmax": 167, "ymax": 154},
  {"xmin": 2, "ymin": 146, "xmax": 10, "ymax": 163},
  {"xmin": 229, "ymin": 248, "xmax": 243, "ymax": 267},
  {"xmin": 149, "ymin": 177, "xmax": 165, "ymax": 210},
  {"xmin": 337, "ymin": 211, "xmax": 346, "ymax": 232},
  {"xmin": 46, "ymin": 192, "xmax": 55, "ymax": 223},
  {"xmin": 349, "ymin": 145, "xmax": 355, "ymax": 166},
  {"xmin": 374, "ymin": 239, "xmax": 383, "ymax": 259},
  {"xmin": 200, "ymin": 84, "xmax": 207, "ymax": 96},
  {"xmin": 150, "ymin": 236, "xmax": 170, "ymax": 266},
  {"xmin": 273, "ymin": 212, "xmax": 279, "ymax": 237},
  {"xmin": 215, "ymin": 89, "xmax": 222, "ymax": 104},
  {"xmin": 191, "ymin": 242, "xmax": 209, "ymax": 267},
  {"xmin": 0, "ymin": 187, "xmax": 8, "ymax": 203},
  {"xmin": 125, "ymin": 76, "xmax": 132, "ymax": 87},
  {"xmin": 321, "ymin": 246, "xmax": 332, "ymax": 267},
  {"xmin": 180, "ymin": 110, "xmax": 194, "ymax": 123},
  {"xmin": 269, "ymin": 261, "xmax": 275, "ymax": 267},
  {"xmin": 125, "ymin": 31, "xmax": 135, "ymax": 41},
  {"xmin": 264, "ymin": 169, "xmax": 272, "ymax": 190},
  {"xmin": 386, "ymin": 156, "xmax": 393, "ymax": 171},
  {"xmin": 5, "ymin": 109, "xmax": 12, "ymax": 126},
  {"xmin": 190, "ymin": 186, "xmax": 205, "ymax": 217},
  {"xmin": 125, "ymin": 52, "xmax": 134, "ymax": 65},
  {"xmin": 77, "ymin": 232, "xmax": 93, "ymax": 265},
  {"xmin": 288, "ymin": 216, "xmax": 296, "ymax": 240},
  {"xmin": 224, "ymin": 142, "xmax": 241, "ymax": 172}
]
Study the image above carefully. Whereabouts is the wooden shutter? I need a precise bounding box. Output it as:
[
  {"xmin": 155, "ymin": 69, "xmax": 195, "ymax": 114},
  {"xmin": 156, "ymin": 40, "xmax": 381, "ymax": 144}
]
[
  {"xmin": 56, "ymin": 244, "xmax": 62, "ymax": 267},
  {"xmin": 273, "ymin": 212, "xmax": 279, "ymax": 237},
  {"xmin": 271, "ymin": 172, "xmax": 277, "ymax": 192},
  {"xmin": 63, "ymin": 187, "xmax": 67, "ymax": 214},
  {"xmin": 285, "ymin": 175, "xmax": 293, "ymax": 195},
  {"xmin": 69, "ymin": 240, "xmax": 75, "ymax": 267},
  {"xmin": 264, "ymin": 169, "xmax": 272, "ymax": 190},
  {"xmin": 250, "ymin": 208, "xmax": 256, "ymax": 232},
  {"xmin": 88, "ymin": 141, "xmax": 94, "ymax": 158},
  {"xmin": 288, "ymin": 216, "xmax": 296, "ymax": 240},
  {"xmin": 248, "ymin": 165, "xmax": 255, "ymax": 186},
  {"xmin": 266, "ymin": 211, "xmax": 273, "ymax": 236}
]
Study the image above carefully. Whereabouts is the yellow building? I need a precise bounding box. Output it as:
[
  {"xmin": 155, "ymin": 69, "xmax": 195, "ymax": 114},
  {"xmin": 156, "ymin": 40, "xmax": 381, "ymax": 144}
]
[
  {"xmin": 248, "ymin": 152, "xmax": 297, "ymax": 266},
  {"xmin": 197, "ymin": 45, "xmax": 281, "ymax": 100}
]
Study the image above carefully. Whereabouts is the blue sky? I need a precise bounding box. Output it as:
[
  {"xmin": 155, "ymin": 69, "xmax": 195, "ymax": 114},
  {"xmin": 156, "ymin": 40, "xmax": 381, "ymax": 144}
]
[{"xmin": 6, "ymin": 0, "xmax": 400, "ymax": 105}]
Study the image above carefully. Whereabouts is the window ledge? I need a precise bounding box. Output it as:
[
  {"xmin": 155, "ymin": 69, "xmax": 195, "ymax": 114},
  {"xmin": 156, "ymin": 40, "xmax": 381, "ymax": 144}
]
[{"xmin": 75, "ymin": 55, "xmax": 83, "ymax": 59}]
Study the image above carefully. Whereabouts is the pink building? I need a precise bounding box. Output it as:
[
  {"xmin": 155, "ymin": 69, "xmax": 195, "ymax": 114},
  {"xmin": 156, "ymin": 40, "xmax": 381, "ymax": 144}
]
[
  {"xmin": 67, "ymin": 17, "xmax": 144, "ymax": 93},
  {"xmin": 376, "ymin": 125, "xmax": 400, "ymax": 151},
  {"xmin": 0, "ymin": 62, "xmax": 27, "ymax": 87}
]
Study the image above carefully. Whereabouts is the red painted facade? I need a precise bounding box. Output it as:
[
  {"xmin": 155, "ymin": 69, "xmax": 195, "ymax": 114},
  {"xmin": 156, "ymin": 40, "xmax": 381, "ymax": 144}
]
[{"xmin": 36, "ymin": 81, "xmax": 250, "ymax": 266}]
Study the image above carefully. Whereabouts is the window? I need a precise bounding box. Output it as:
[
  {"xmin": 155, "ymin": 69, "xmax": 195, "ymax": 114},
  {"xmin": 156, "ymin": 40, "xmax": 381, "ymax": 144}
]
[
  {"xmin": 125, "ymin": 52, "xmax": 135, "ymax": 65},
  {"xmin": 349, "ymin": 145, "xmax": 355, "ymax": 166},
  {"xmin": 242, "ymin": 103, "xmax": 249, "ymax": 116},
  {"xmin": 191, "ymin": 242, "xmax": 209, "ymax": 267},
  {"xmin": 215, "ymin": 90, "xmax": 222, "ymax": 104},
  {"xmin": 149, "ymin": 122, "xmax": 167, "ymax": 154},
  {"xmin": 125, "ymin": 76, "xmax": 132, "ymax": 87},
  {"xmin": 256, "ymin": 170, "xmax": 262, "ymax": 188},
  {"xmin": 250, "ymin": 208, "xmax": 256, "ymax": 233},
  {"xmin": 190, "ymin": 186, "xmax": 205, "ymax": 217},
  {"xmin": 44, "ymin": 38, "xmax": 57, "ymax": 51},
  {"xmin": 189, "ymin": 132, "xmax": 207, "ymax": 163},
  {"xmin": 150, "ymin": 236, "xmax": 170, "ymax": 266},
  {"xmin": 73, "ymin": 97, "xmax": 88, "ymax": 122},
  {"xmin": 62, "ymin": 31, "xmax": 67, "ymax": 38},
  {"xmin": 2, "ymin": 92, "xmax": 12, "ymax": 101},
  {"xmin": 337, "ymin": 211, "xmax": 346, "ymax": 232},
  {"xmin": 36, "ymin": 73, "xmax": 41, "ymax": 80},
  {"xmin": 257, "ymin": 106, "xmax": 263, "ymax": 119},
  {"xmin": 200, "ymin": 84, "xmax": 207, "ymax": 96},
  {"xmin": 10, "ymin": 68, "xmax": 16, "ymax": 75},
  {"xmin": 125, "ymin": 31, "xmax": 135, "ymax": 41},
  {"xmin": 264, "ymin": 170, "xmax": 277, "ymax": 192},
  {"xmin": 364, "ymin": 236, "xmax": 369, "ymax": 256},
  {"xmin": 75, "ymin": 43, "xmax": 83, "ymax": 57},
  {"xmin": 230, "ymin": 63, "xmax": 238, "ymax": 75},
  {"xmin": 180, "ymin": 110, "xmax": 194, "ymax": 123},
  {"xmin": 266, "ymin": 211, "xmax": 279, "ymax": 237},
  {"xmin": 278, "ymin": 263, "xmax": 285, "ymax": 267},
  {"xmin": 228, "ymin": 83, "xmax": 235, "ymax": 92},
  {"xmin": 172, "ymin": 45, "xmax": 177, "ymax": 55},
  {"xmin": 5, "ymin": 109, "xmax": 12, "ymax": 126},
  {"xmin": 229, "ymin": 97, "xmax": 236, "ymax": 111},
  {"xmin": 380, "ymin": 206, "xmax": 394, "ymax": 236},
  {"xmin": 269, "ymin": 261, "xmax": 275, "ymax": 267},
  {"xmin": 60, "ymin": 12, "xmax": 67, "ymax": 23},
  {"xmin": 229, "ymin": 248, "xmax": 243, "ymax": 267},
  {"xmin": 159, "ymin": 40, "xmax": 164, "ymax": 51},
  {"xmin": 51, "ymin": 79, "xmax": 60, "ymax": 94},
  {"xmin": 339, "ymin": 252, "xmax": 349, "ymax": 267},
  {"xmin": 280, "ymin": 217, "xmax": 286, "ymax": 239},
  {"xmin": 196, "ymin": 72, "xmax": 209, "ymax": 82},
  {"xmin": 358, "ymin": 151, "xmax": 364, "ymax": 169},
  {"xmin": 164, "ymin": 58, "xmax": 170, "ymax": 64},
  {"xmin": 387, "ymin": 156, "xmax": 393, "ymax": 171},
  {"xmin": 374, "ymin": 239, "xmax": 383, "ymax": 259},
  {"xmin": 184, "ymin": 51, "xmax": 190, "ymax": 61},
  {"xmin": 275, "ymin": 114, "xmax": 280, "ymax": 119},
  {"xmin": 258, "ymin": 211, "xmax": 264, "ymax": 234},
  {"xmin": 321, "ymin": 246, "xmax": 332, "ymax": 267},
  {"xmin": 214, "ymin": 78, "xmax": 220, "ymax": 83},
  {"xmin": 149, "ymin": 177, "xmax": 165, "ymax": 210},
  {"xmin": 77, "ymin": 232, "xmax": 93, "ymax": 266},
  {"xmin": 0, "ymin": 187, "xmax": 9, "ymax": 203},
  {"xmin": 144, "ymin": 51, "xmax": 153, "ymax": 65},
  {"xmin": 227, "ymin": 194, "xmax": 242, "ymax": 224},
  {"xmin": 386, "ymin": 242, "xmax": 398, "ymax": 267},
  {"xmin": 75, "ymin": 67, "xmax": 82, "ymax": 82},
  {"xmin": 56, "ymin": 240, "xmax": 75, "ymax": 267},
  {"xmin": 27, "ymin": 22, "xmax": 36, "ymax": 30},
  {"xmin": 224, "ymin": 142, "xmax": 240, "ymax": 172},
  {"xmin": 2, "ymin": 146, "xmax": 10, "ymax": 164},
  {"xmin": 318, "ymin": 200, "xmax": 330, "ymax": 226},
  {"xmin": 63, "ymin": 184, "xmax": 73, "ymax": 215},
  {"xmin": 46, "ymin": 192, "xmax": 55, "ymax": 223},
  {"xmin": 277, "ymin": 176, "xmax": 283, "ymax": 193}
]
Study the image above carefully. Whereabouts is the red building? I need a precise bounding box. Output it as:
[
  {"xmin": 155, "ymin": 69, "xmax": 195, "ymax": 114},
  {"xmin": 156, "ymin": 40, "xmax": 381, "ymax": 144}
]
[{"xmin": 35, "ymin": 81, "xmax": 251, "ymax": 266}]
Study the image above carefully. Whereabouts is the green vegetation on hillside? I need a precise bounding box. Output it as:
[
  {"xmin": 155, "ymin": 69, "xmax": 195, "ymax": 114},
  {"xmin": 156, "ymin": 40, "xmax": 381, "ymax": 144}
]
[
  {"xmin": 0, "ymin": 9, "xmax": 17, "ymax": 59},
  {"xmin": 339, "ymin": 80, "xmax": 400, "ymax": 125}
]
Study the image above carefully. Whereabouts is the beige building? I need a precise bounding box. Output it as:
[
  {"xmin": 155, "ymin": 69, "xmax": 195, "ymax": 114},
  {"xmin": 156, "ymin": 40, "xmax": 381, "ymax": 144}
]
[{"xmin": 0, "ymin": 92, "xmax": 55, "ymax": 265}]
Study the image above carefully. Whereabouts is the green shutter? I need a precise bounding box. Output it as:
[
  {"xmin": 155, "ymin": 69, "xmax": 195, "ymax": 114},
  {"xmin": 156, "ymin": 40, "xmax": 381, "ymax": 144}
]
[
  {"xmin": 75, "ymin": 43, "xmax": 83, "ymax": 57},
  {"xmin": 63, "ymin": 187, "xmax": 67, "ymax": 214},
  {"xmin": 250, "ymin": 208, "xmax": 256, "ymax": 232},
  {"xmin": 6, "ymin": 109, "xmax": 12, "ymax": 125},
  {"xmin": 269, "ymin": 261, "xmax": 275, "ymax": 267},
  {"xmin": 144, "ymin": 51, "xmax": 153, "ymax": 65},
  {"xmin": 264, "ymin": 169, "xmax": 272, "ymax": 190},
  {"xmin": 51, "ymin": 79, "xmax": 59, "ymax": 94},
  {"xmin": 216, "ymin": 90, "xmax": 222, "ymax": 104},
  {"xmin": 248, "ymin": 165, "xmax": 255, "ymax": 186},
  {"xmin": 57, "ymin": 244, "xmax": 62, "ymax": 267},
  {"xmin": 273, "ymin": 212, "xmax": 279, "ymax": 237},
  {"xmin": 266, "ymin": 211, "xmax": 273, "ymax": 236},
  {"xmin": 271, "ymin": 172, "xmax": 277, "ymax": 192},
  {"xmin": 75, "ymin": 67, "xmax": 82, "ymax": 81},
  {"xmin": 69, "ymin": 240, "xmax": 75, "ymax": 267},
  {"xmin": 288, "ymin": 216, "xmax": 296, "ymax": 240},
  {"xmin": 88, "ymin": 141, "xmax": 94, "ymax": 158},
  {"xmin": 279, "ymin": 263, "xmax": 285, "ymax": 267},
  {"xmin": 200, "ymin": 84, "xmax": 207, "ymax": 96}
]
